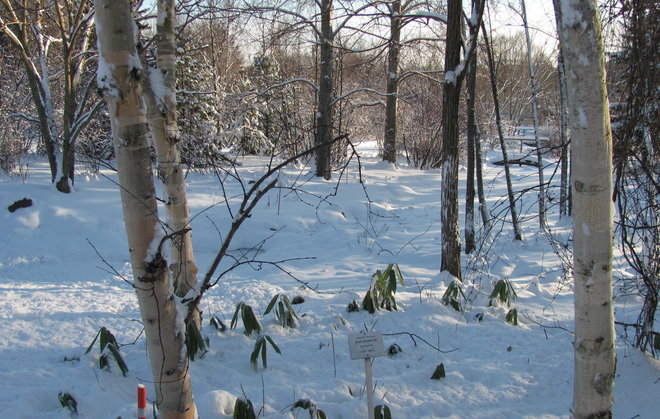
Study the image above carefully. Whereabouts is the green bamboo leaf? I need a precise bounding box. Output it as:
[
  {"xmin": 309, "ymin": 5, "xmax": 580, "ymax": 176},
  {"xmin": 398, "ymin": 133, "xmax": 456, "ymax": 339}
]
[
  {"xmin": 263, "ymin": 294, "xmax": 279, "ymax": 316},
  {"xmin": 233, "ymin": 398, "xmax": 256, "ymax": 419},
  {"xmin": 99, "ymin": 327, "xmax": 110, "ymax": 352},
  {"xmin": 431, "ymin": 363, "xmax": 446, "ymax": 380},
  {"xmin": 99, "ymin": 353, "xmax": 109, "ymax": 370},
  {"xmin": 58, "ymin": 392, "xmax": 78, "ymax": 415},
  {"xmin": 230, "ymin": 302, "xmax": 243, "ymax": 330},
  {"xmin": 210, "ymin": 316, "xmax": 227, "ymax": 332},
  {"xmin": 282, "ymin": 295, "xmax": 297, "ymax": 319},
  {"xmin": 85, "ymin": 328, "xmax": 102, "ymax": 354},
  {"xmin": 250, "ymin": 339, "xmax": 262, "ymax": 370},
  {"xmin": 261, "ymin": 336, "xmax": 267, "ymax": 368},
  {"xmin": 387, "ymin": 268, "xmax": 397, "ymax": 294},
  {"xmin": 106, "ymin": 343, "xmax": 129, "ymax": 376},
  {"xmin": 265, "ymin": 335, "xmax": 281, "ymax": 354},
  {"xmin": 242, "ymin": 305, "xmax": 262, "ymax": 336},
  {"xmin": 506, "ymin": 308, "xmax": 519, "ymax": 326},
  {"xmin": 393, "ymin": 263, "xmax": 405, "ymax": 285}
]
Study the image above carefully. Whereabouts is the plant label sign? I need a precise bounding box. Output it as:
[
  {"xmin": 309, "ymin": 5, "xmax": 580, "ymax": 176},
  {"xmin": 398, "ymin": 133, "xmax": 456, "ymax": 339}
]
[{"xmin": 348, "ymin": 331, "xmax": 385, "ymax": 360}]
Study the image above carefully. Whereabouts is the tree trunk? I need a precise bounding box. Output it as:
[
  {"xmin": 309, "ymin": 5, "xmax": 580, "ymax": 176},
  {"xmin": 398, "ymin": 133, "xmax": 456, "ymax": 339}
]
[
  {"xmin": 465, "ymin": 4, "xmax": 482, "ymax": 254},
  {"xmin": 440, "ymin": 0, "xmax": 463, "ymax": 280},
  {"xmin": 554, "ymin": 1, "xmax": 615, "ymax": 417},
  {"xmin": 520, "ymin": 0, "xmax": 547, "ymax": 228},
  {"xmin": 482, "ymin": 23, "xmax": 522, "ymax": 241},
  {"xmin": 383, "ymin": 0, "xmax": 402, "ymax": 164},
  {"xmin": 0, "ymin": 3, "xmax": 59, "ymax": 182},
  {"xmin": 557, "ymin": 47, "xmax": 570, "ymax": 218},
  {"xmin": 315, "ymin": 0, "xmax": 334, "ymax": 179},
  {"xmin": 475, "ymin": 121, "xmax": 490, "ymax": 233},
  {"xmin": 94, "ymin": 1, "xmax": 196, "ymax": 417},
  {"xmin": 142, "ymin": 0, "xmax": 199, "ymax": 301}
]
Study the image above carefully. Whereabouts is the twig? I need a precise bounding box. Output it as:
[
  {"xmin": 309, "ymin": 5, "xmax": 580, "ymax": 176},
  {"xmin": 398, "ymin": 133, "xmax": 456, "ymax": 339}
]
[{"xmin": 381, "ymin": 332, "xmax": 459, "ymax": 353}]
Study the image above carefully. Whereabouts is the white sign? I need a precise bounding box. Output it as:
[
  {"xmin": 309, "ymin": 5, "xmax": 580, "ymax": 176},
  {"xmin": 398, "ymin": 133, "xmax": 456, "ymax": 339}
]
[{"xmin": 348, "ymin": 331, "xmax": 385, "ymax": 360}]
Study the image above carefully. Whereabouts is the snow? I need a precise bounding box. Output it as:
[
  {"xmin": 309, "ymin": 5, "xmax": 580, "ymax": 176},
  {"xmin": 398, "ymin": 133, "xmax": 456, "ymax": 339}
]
[
  {"xmin": 1, "ymin": 144, "xmax": 658, "ymax": 418},
  {"xmin": 411, "ymin": 11, "xmax": 448, "ymax": 24},
  {"xmin": 559, "ymin": 0, "xmax": 587, "ymax": 31}
]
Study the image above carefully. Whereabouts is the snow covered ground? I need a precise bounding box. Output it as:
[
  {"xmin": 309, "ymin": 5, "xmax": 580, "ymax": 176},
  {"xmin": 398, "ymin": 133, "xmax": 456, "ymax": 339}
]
[{"xmin": 1, "ymin": 143, "xmax": 658, "ymax": 418}]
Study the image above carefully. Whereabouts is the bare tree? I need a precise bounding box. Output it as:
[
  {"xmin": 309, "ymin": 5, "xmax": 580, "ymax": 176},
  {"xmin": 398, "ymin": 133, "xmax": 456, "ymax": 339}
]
[
  {"xmin": 440, "ymin": 0, "xmax": 485, "ymax": 280},
  {"xmin": 315, "ymin": 0, "xmax": 334, "ymax": 179},
  {"xmin": 382, "ymin": 0, "xmax": 402, "ymax": 164},
  {"xmin": 481, "ymin": 21, "xmax": 522, "ymax": 241},
  {"xmin": 0, "ymin": 0, "xmax": 101, "ymax": 191},
  {"xmin": 554, "ymin": 0, "xmax": 615, "ymax": 416},
  {"xmin": 520, "ymin": 0, "xmax": 547, "ymax": 228},
  {"xmin": 465, "ymin": 0, "xmax": 489, "ymax": 253}
]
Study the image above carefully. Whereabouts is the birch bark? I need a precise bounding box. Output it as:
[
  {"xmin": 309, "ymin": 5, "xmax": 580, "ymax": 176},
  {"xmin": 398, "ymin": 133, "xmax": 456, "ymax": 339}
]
[
  {"xmin": 94, "ymin": 1, "xmax": 196, "ymax": 416},
  {"xmin": 142, "ymin": 0, "xmax": 199, "ymax": 301},
  {"xmin": 554, "ymin": 1, "xmax": 615, "ymax": 417}
]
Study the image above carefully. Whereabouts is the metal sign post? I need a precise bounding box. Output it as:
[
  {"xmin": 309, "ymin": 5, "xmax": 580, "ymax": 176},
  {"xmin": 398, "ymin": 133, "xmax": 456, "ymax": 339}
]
[{"xmin": 348, "ymin": 331, "xmax": 385, "ymax": 419}]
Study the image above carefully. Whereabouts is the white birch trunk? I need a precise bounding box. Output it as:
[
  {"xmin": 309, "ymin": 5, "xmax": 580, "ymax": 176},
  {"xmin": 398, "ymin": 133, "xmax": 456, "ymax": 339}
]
[
  {"xmin": 554, "ymin": 1, "xmax": 615, "ymax": 417},
  {"xmin": 94, "ymin": 1, "xmax": 196, "ymax": 417},
  {"xmin": 142, "ymin": 0, "xmax": 199, "ymax": 301}
]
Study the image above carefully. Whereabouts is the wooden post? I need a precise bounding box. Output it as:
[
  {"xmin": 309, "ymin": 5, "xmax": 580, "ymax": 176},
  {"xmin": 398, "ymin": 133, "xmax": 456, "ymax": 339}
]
[{"xmin": 365, "ymin": 358, "xmax": 375, "ymax": 419}]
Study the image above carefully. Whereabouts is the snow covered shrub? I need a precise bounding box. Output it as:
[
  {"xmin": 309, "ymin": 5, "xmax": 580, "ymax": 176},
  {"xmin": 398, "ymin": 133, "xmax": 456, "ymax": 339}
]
[
  {"xmin": 489, "ymin": 278, "xmax": 517, "ymax": 307},
  {"xmin": 58, "ymin": 391, "xmax": 78, "ymax": 415},
  {"xmin": 264, "ymin": 293, "xmax": 298, "ymax": 328},
  {"xmin": 292, "ymin": 398, "xmax": 327, "ymax": 419},
  {"xmin": 387, "ymin": 343, "xmax": 403, "ymax": 356},
  {"xmin": 374, "ymin": 404, "xmax": 393, "ymax": 419},
  {"xmin": 85, "ymin": 327, "xmax": 129, "ymax": 376},
  {"xmin": 347, "ymin": 299, "xmax": 360, "ymax": 312},
  {"xmin": 210, "ymin": 315, "xmax": 227, "ymax": 332},
  {"xmin": 441, "ymin": 280, "xmax": 466, "ymax": 312},
  {"xmin": 431, "ymin": 363, "xmax": 446, "ymax": 380},
  {"xmin": 231, "ymin": 302, "xmax": 263, "ymax": 337},
  {"xmin": 250, "ymin": 334, "xmax": 281, "ymax": 371},
  {"xmin": 233, "ymin": 397, "xmax": 256, "ymax": 419},
  {"xmin": 362, "ymin": 264, "xmax": 405, "ymax": 314},
  {"xmin": 506, "ymin": 308, "xmax": 519, "ymax": 326}
]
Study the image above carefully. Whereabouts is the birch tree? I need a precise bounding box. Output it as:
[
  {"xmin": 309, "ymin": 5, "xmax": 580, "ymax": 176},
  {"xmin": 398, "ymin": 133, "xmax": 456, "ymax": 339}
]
[
  {"xmin": 94, "ymin": 1, "xmax": 196, "ymax": 416},
  {"xmin": 553, "ymin": 0, "xmax": 615, "ymax": 416},
  {"xmin": 141, "ymin": 0, "xmax": 199, "ymax": 303}
]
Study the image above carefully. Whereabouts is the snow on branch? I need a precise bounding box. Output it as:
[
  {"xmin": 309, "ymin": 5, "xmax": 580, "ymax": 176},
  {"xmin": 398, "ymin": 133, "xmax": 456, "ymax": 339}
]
[{"xmin": 406, "ymin": 11, "xmax": 448, "ymax": 24}]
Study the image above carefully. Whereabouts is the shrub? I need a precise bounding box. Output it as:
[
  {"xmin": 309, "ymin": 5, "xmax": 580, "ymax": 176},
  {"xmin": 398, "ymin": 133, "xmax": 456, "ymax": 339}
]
[
  {"xmin": 185, "ymin": 321, "xmax": 209, "ymax": 361},
  {"xmin": 362, "ymin": 264, "xmax": 405, "ymax": 314},
  {"xmin": 85, "ymin": 327, "xmax": 129, "ymax": 376},
  {"xmin": 489, "ymin": 279, "xmax": 517, "ymax": 307},
  {"xmin": 231, "ymin": 302, "xmax": 263, "ymax": 337},
  {"xmin": 441, "ymin": 280, "xmax": 466, "ymax": 312},
  {"xmin": 233, "ymin": 397, "xmax": 256, "ymax": 419},
  {"xmin": 375, "ymin": 404, "xmax": 393, "ymax": 419},
  {"xmin": 264, "ymin": 294, "xmax": 298, "ymax": 328},
  {"xmin": 292, "ymin": 398, "xmax": 327, "ymax": 419}
]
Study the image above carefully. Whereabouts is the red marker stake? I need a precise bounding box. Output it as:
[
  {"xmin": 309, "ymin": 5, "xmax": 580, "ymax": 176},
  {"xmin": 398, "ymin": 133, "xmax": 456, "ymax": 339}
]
[{"xmin": 137, "ymin": 383, "xmax": 147, "ymax": 419}]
